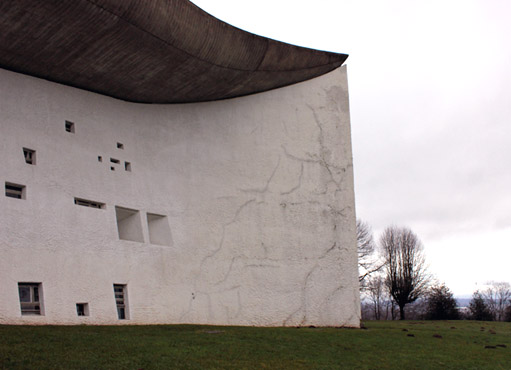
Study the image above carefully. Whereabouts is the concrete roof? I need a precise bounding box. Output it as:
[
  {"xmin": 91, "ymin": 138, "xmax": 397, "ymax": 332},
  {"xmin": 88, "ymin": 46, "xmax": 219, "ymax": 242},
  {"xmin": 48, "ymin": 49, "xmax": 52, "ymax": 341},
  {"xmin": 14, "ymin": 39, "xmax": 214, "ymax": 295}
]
[{"xmin": 0, "ymin": 0, "xmax": 348, "ymax": 104}]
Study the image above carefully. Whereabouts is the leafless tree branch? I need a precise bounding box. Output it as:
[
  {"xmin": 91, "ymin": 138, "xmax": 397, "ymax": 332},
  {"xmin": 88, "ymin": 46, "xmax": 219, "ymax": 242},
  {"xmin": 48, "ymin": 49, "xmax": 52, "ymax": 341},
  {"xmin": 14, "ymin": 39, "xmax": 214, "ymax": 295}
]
[
  {"xmin": 381, "ymin": 226, "xmax": 430, "ymax": 320},
  {"xmin": 357, "ymin": 219, "xmax": 385, "ymax": 287}
]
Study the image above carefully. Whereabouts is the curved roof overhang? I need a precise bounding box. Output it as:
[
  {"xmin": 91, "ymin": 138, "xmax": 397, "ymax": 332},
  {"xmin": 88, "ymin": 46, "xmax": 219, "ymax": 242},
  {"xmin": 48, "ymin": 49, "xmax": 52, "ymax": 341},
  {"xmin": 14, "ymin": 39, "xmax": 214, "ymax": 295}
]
[{"xmin": 0, "ymin": 0, "xmax": 348, "ymax": 104}]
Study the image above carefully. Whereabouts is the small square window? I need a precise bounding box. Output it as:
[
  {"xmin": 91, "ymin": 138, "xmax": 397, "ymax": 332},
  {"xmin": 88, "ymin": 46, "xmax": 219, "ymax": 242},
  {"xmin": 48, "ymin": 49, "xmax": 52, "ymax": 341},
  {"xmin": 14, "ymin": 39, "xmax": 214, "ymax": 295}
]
[
  {"xmin": 23, "ymin": 148, "xmax": 36, "ymax": 165},
  {"xmin": 98, "ymin": 156, "xmax": 103, "ymax": 162},
  {"xmin": 76, "ymin": 303, "xmax": 89, "ymax": 316},
  {"xmin": 18, "ymin": 283, "xmax": 43, "ymax": 315},
  {"xmin": 111, "ymin": 166, "xmax": 115, "ymax": 171},
  {"xmin": 117, "ymin": 142, "xmax": 124, "ymax": 149},
  {"xmin": 5, "ymin": 182, "xmax": 25, "ymax": 199},
  {"xmin": 65, "ymin": 120, "xmax": 75, "ymax": 133},
  {"xmin": 124, "ymin": 161, "xmax": 131, "ymax": 172}
]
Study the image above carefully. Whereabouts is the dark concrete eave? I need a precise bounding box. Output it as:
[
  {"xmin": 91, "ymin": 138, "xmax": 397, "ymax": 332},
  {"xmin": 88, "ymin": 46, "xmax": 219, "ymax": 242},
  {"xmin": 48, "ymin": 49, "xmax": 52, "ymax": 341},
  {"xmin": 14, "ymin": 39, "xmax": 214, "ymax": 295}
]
[{"xmin": 0, "ymin": 0, "xmax": 348, "ymax": 104}]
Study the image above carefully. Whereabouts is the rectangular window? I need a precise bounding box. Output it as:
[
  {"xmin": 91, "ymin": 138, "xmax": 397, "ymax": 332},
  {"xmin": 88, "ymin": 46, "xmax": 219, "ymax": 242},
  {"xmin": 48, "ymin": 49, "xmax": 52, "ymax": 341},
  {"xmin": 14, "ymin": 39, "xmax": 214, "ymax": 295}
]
[
  {"xmin": 117, "ymin": 142, "xmax": 124, "ymax": 149},
  {"xmin": 147, "ymin": 213, "xmax": 172, "ymax": 246},
  {"xmin": 18, "ymin": 283, "xmax": 43, "ymax": 315},
  {"xmin": 115, "ymin": 206, "xmax": 144, "ymax": 242},
  {"xmin": 98, "ymin": 156, "xmax": 103, "ymax": 162},
  {"xmin": 65, "ymin": 120, "xmax": 75, "ymax": 133},
  {"xmin": 110, "ymin": 158, "xmax": 120, "ymax": 164},
  {"xmin": 5, "ymin": 182, "xmax": 25, "ymax": 199},
  {"xmin": 23, "ymin": 148, "xmax": 36, "ymax": 165},
  {"xmin": 124, "ymin": 161, "xmax": 131, "ymax": 172},
  {"xmin": 113, "ymin": 284, "xmax": 128, "ymax": 320},
  {"xmin": 76, "ymin": 303, "xmax": 89, "ymax": 316},
  {"xmin": 74, "ymin": 197, "xmax": 105, "ymax": 209}
]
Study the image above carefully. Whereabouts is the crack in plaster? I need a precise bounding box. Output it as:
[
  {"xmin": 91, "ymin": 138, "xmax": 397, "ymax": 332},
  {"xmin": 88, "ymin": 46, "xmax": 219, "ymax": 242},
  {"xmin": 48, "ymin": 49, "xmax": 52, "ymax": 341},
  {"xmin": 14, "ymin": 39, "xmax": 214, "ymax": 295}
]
[
  {"xmin": 327, "ymin": 205, "xmax": 348, "ymax": 218},
  {"xmin": 184, "ymin": 104, "xmax": 352, "ymax": 325},
  {"xmin": 308, "ymin": 104, "xmax": 343, "ymax": 188},
  {"xmin": 280, "ymin": 162, "xmax": 303, "ymax": 195},
  {"xmin": 281, "ymin": 143, "xmax": 342, "ymax": 196},
  {"xmin": 261, "ymin": 242, "xmax": 269, "ymax": 258},
  {"xmin": 281, "ymin": 144, "xmax": 321, "ymax": 165},
  {"xmin": 320, "ymin": 284, "xmax": 345, "ymax": 310},
  {"xmin": 281, "ymin": 105, "xmax": 348, "ymax": 197},
  {"xmin": 283, "ymin": 242, "xmax": 339, "ymax": 326},
  {"xmin": 196, "ymin": 199, "xmax": 270, "ymax": 293},
  {"xmin": 319, "ymin": 242, "xmax": 337, "ymax": 259},
  {"xmin": 281, "ymin": 118, "xmax": 290, "ymax": 138},
  {"xmin": 244, "ymin": 263, "xmax": 279, "ymax": 268},
  {"xmin": 235, "ymin": 289, "xmax": 242, "ymax": 318},
  {"xmin": 202, "ymin": 198, "xmax": 256, "ymax": 264},
  {"xmin": 191, "ymin": 198, "xmax": 257, "ymax": 313},
  {"xmin": 215, "ymin": 256, "xmax": 238, "ymax": 285},
  {"xmin": 180, "ymin": 285, "xmax": 242, "ymax": 321},
  {"xmin": 240, "ymin": 156, "xmax": 280, "ymax": 194}
]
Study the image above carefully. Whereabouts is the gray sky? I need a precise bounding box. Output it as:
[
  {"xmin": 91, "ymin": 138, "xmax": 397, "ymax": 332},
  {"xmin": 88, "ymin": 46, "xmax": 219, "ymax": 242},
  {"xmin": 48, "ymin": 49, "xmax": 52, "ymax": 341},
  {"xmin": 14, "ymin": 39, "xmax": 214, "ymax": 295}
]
[{"xmin": 191, "ymin": 0, "xmax": 511, "ymax": 296}]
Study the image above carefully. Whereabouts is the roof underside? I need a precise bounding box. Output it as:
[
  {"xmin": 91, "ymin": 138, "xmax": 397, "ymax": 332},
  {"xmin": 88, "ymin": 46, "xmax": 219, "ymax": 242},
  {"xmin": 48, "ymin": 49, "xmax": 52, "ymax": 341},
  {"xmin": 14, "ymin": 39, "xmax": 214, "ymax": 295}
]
[{"xmin": 0, "ymin": 0, "xmax": 348, "ymax": 104}]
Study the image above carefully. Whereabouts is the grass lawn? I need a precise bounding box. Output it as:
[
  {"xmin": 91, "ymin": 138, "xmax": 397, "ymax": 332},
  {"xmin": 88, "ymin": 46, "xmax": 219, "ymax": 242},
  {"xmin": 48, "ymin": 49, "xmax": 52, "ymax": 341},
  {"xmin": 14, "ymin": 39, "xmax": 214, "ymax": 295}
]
[{"xmin": 1, "ymin": 320, "xmax": 510, "ymax": 369}]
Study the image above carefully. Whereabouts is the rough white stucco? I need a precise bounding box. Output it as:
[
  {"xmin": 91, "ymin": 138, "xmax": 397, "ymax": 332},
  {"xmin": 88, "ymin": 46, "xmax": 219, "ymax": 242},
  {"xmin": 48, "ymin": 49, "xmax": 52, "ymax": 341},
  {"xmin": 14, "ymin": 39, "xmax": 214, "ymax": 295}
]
[{"xmin": 0, "ymin": 66, "xmax": 360, "ymax": 326}]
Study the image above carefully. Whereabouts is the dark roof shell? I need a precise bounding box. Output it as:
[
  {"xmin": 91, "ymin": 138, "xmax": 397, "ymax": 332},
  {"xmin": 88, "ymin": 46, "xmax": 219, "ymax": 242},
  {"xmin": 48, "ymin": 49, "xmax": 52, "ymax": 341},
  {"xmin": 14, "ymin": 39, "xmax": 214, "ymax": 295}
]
[{"xmin": 0, "ymin": 0, "xmax": 347, "ymax": 103}]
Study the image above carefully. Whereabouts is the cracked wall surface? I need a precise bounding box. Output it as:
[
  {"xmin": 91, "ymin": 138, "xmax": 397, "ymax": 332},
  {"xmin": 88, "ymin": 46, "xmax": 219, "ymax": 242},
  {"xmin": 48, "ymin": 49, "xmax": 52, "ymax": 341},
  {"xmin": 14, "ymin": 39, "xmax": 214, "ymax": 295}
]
[{"xmin": 0, "ymin": 65, "xmax": 360, "ymax": 326}]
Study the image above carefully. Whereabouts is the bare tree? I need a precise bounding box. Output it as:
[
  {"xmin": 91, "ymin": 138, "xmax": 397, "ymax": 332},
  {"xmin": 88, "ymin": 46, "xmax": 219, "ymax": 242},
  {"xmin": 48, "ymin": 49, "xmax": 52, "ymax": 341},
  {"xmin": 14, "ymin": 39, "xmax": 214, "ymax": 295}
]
[
  {"xmin": 482, "ymin": 281, "xmax": 511, "ymax": 321},
  {"xmin": 357, "ymin": 219, "xmax": 384, "ymax": 288},
  {"xmin": 365, "ymin": 274, "xmax": 394, "ymax": 320},
  {"xmin": 381, "ymin": 226, "xmax": 430, "ymax": 320}
]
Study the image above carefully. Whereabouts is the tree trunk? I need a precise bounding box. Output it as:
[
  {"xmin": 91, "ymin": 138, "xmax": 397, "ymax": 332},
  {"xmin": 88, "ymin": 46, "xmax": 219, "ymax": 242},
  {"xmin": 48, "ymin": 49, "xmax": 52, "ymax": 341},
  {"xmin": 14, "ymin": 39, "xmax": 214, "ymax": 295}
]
[{"xmin": 399, "ymin": 304, "xmax": 406, "ymax": 320}]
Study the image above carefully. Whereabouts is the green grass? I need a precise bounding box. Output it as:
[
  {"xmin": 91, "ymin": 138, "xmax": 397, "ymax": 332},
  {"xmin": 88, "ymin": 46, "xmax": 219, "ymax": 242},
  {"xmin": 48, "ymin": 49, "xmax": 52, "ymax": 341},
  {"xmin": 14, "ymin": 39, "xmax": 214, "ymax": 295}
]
[{"xmin": 1, "ymin": 321, "xmax": 510, "ymax": 369}]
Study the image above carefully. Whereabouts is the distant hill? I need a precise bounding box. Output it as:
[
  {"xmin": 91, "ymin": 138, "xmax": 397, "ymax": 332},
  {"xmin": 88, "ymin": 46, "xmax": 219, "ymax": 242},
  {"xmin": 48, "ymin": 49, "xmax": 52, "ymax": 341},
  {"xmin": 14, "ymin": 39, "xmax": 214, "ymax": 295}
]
[{"xmin": 456, "ymin": 298, "xmax": 471, "ymax": 308}]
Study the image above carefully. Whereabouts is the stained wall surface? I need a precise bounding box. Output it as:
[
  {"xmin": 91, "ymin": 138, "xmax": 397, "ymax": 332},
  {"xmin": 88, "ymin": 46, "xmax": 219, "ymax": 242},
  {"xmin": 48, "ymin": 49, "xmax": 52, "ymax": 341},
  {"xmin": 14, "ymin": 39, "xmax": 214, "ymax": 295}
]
[{"xmin": 0, "ymin": 65, "xmax": 360, "ymax": 326}]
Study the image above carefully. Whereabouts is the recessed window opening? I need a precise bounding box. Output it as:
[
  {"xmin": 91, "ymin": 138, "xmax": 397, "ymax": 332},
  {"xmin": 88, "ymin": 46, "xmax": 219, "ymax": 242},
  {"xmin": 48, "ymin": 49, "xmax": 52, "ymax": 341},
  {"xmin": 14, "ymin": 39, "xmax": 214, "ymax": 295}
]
[
  {"xmin": 5, "ymin": 182, "xmax": 25, "ymax": 199},
  {"xmin": 117, "ymin": 142, "xmax": 124, "ymax": 149},
  {"xmin": 65, "ymin": 120, "xmax": 75, "ymax": 133},
  {"xmin": 124, "ymin": 161, "xmax": 131, "ymax": 172},
  {"xmin": 23, "ymin": 148, "xmax": 36, "ymax": 165},
  {"xmin": 113, "ymin": 284, "xmax": 128, "ymax": 320},
  {"xmin": 111, "ymin": 166, "xmax": 115, "ymax": 171},
  {"xmin": 110, "ymin": 158, "xmax": 120, "ymax": 164},
  {"xmin": 74, "ymin": 197, "xmax": 105, "ymax": 209},
  {"xmin": 147, "ymin": 213, "xmax": 173, "ymax": 246},
  {"xmin": 18, "ymin": 283, "xmax": 43, "ymax": 315},
  {"xmin": 76, "ymin": 303, "xmax": 89, "ymax": 316},
  {"xmin": 98, "ymin": 156, "xmax": 103, "ymax": 162},
  {"xmin": 115, "ymin": 206, "xmax": 144, "ymax": 242}
]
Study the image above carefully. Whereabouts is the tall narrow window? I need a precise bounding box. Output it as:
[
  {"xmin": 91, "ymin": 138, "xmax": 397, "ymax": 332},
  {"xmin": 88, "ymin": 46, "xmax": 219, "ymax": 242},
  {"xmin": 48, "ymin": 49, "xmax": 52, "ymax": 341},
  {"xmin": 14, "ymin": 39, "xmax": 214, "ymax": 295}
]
[
  {"xmin": 124, "ymin": 161, "xmax": 131, "ymax": 172},
  {"xmin": 18, "ymin": 283, "xmax": 43, "ymax": 315},
  {"xmin": 23, "ymin": 148, "xmax": 36, "ymax": 165},
  {"xmin": 113, "ymin": 284, "xmax": 128, "ymax": 320},
  {"xmin": 65, "ymin": 120, "xmax": 75, "ymax": 133},
  {"xmin": 5, "ymin": 182, "xmax": 25, "ymax": 199}
]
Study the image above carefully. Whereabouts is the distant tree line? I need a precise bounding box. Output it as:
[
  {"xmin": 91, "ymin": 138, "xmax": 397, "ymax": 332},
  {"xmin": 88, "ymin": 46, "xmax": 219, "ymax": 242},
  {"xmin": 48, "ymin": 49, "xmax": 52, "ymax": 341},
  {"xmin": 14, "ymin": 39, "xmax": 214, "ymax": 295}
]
[{"xmin": 357, "ymin": 219, "xmax": 511, "ymax": 321}]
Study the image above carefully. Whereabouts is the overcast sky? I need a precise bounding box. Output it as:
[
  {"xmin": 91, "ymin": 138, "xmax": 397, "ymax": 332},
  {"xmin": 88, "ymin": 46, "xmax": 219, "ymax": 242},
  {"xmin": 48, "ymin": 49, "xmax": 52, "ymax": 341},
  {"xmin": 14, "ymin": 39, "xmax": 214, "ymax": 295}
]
[{"xmin": 191, "ymin": 0, "xmax": 511, "ymax": 297}]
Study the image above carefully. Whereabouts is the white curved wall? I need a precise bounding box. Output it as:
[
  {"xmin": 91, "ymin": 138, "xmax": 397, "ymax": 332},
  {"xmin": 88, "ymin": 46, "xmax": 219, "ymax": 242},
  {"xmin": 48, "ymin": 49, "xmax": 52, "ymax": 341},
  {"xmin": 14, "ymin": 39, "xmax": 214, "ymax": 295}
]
[{"xmin": 0, "ymin": 66, "xmax": 360, "ymax": 326}]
